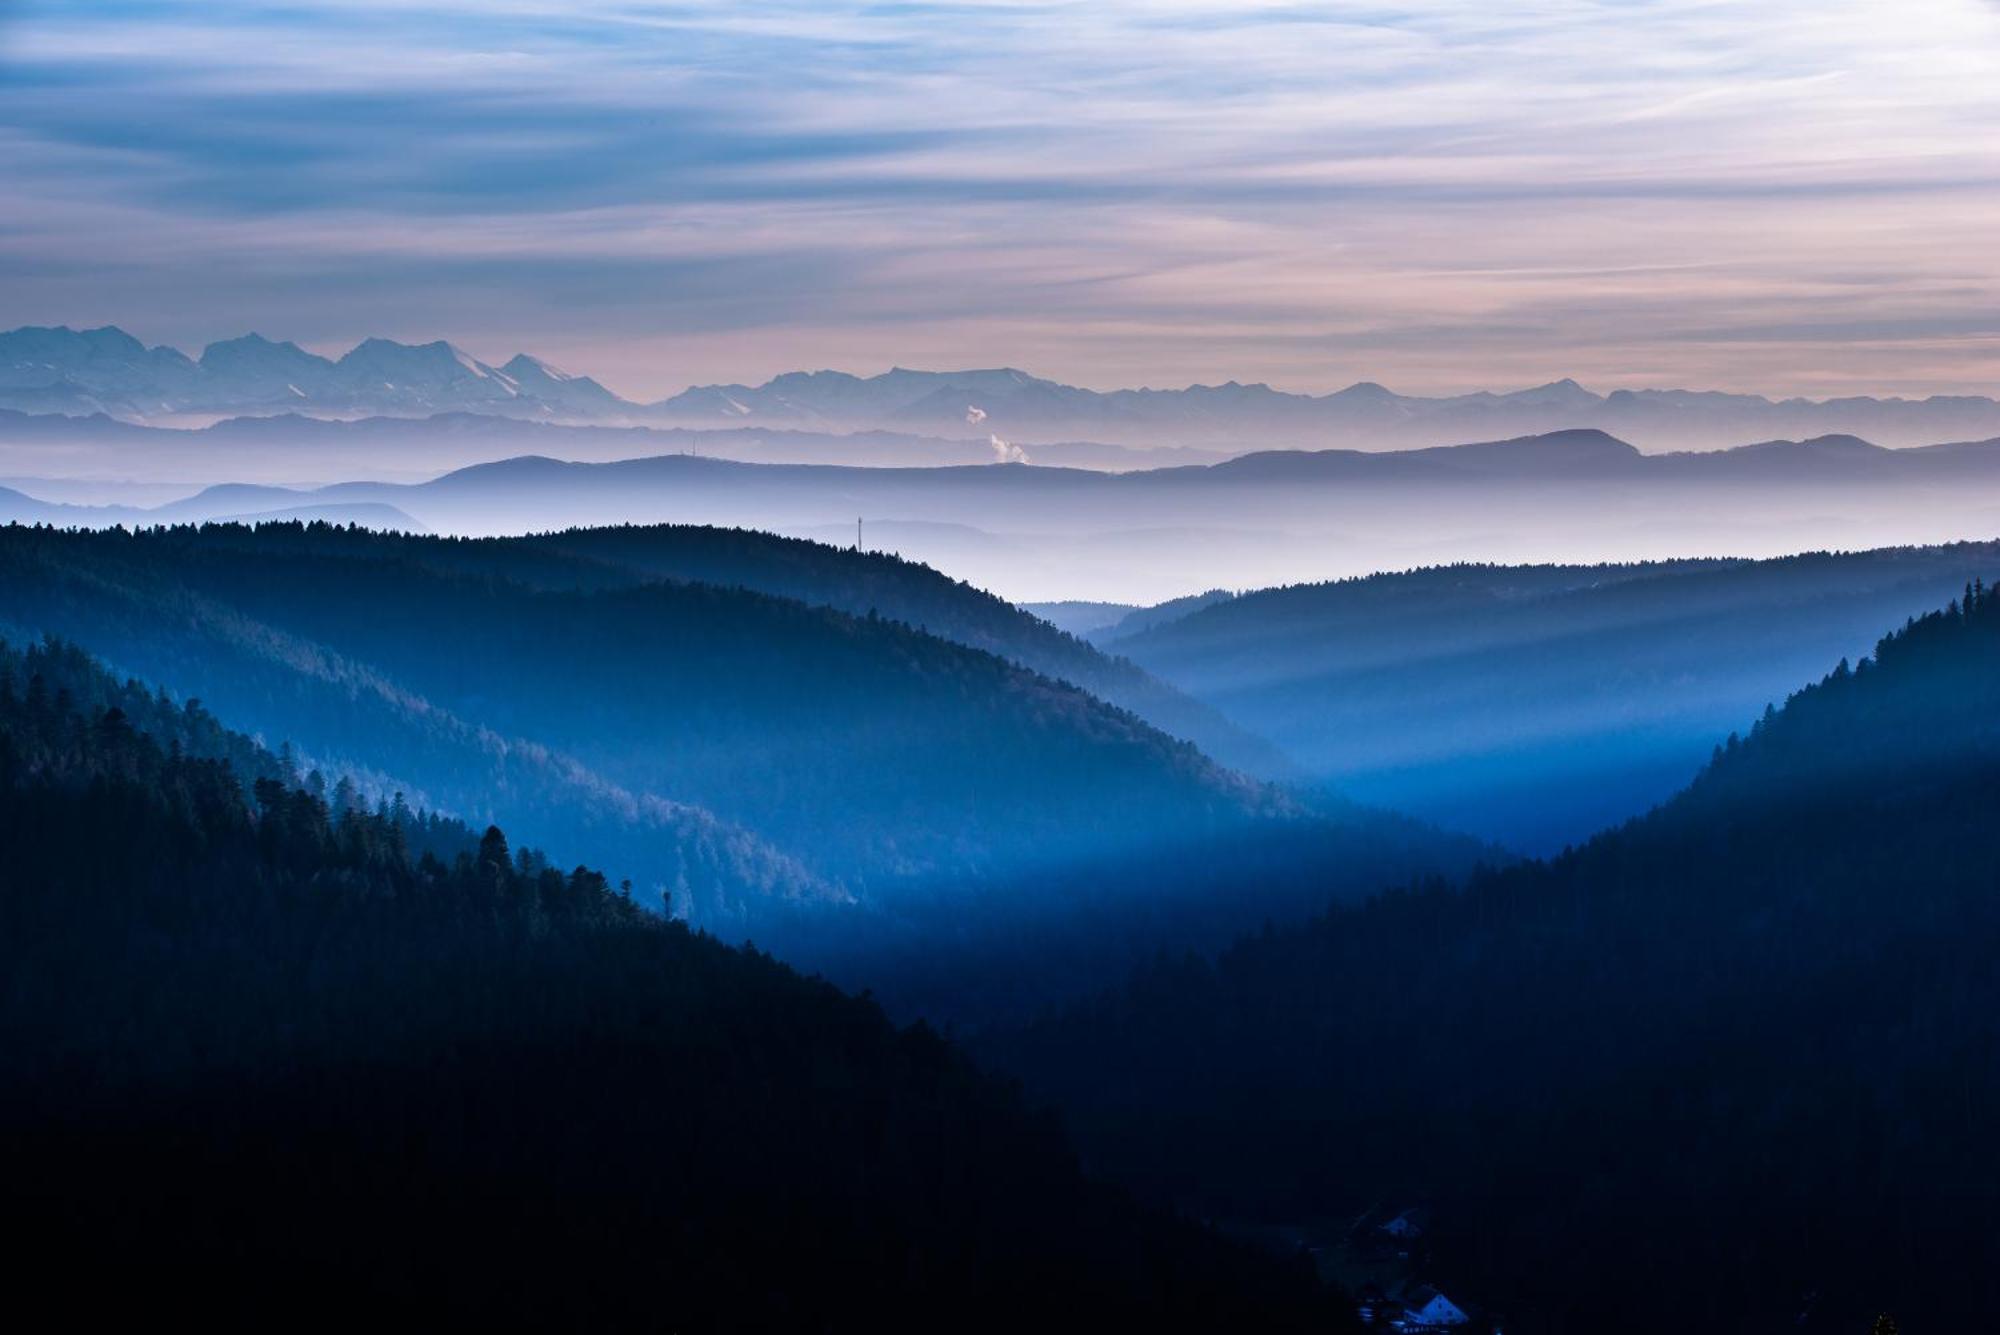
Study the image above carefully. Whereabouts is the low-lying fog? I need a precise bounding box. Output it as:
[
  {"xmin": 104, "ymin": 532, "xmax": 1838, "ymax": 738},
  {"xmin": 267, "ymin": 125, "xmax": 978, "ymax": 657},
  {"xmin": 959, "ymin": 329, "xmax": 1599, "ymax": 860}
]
[{"xmin": 9, "ymin": 420, "xmax": 2000, "ymax": 604}]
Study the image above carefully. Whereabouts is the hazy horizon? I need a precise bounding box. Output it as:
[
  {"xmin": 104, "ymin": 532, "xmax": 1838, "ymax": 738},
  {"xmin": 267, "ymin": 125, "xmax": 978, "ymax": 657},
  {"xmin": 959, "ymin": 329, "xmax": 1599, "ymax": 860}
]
[
  {"xmin": 6, "ymin": 2, "xmax": 2000, "ymax": 400},
  {"xmin": 10, "ymin": 8, "xmax": 2000, "ymax": 1326}
]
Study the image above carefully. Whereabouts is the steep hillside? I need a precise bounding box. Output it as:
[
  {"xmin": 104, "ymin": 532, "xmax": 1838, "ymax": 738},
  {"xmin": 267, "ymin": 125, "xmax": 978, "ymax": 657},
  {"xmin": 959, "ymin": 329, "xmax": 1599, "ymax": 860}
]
[
  {"xmin": 0, "ymin": 638, "xmax": 1341, "ymax": 1331},
  {"xmin": 0, "ymin": 524, "xmax": 1467, "ymax": 985},
  {"xmin": 1115, "ymin": 544, "xmax": 2000, "ymax": 848},
  {"xmin": 993, "ymin": 584, "xmax": 2000, "ymax": 1332}
]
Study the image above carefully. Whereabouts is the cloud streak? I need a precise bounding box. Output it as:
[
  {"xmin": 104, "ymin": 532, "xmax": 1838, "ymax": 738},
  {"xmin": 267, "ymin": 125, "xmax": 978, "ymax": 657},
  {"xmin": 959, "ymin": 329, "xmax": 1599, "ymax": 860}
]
[{"xmin": 2, "ymin": 1, "xmax": 1998, "ymax": 397}]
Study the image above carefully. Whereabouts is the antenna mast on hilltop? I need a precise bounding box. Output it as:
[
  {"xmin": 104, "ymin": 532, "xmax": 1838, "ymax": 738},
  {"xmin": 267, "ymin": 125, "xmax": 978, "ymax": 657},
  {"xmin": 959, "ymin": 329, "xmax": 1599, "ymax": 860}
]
[{"xmin": 856, "ymin": 517, "xmax": 863, "ymax": 552}]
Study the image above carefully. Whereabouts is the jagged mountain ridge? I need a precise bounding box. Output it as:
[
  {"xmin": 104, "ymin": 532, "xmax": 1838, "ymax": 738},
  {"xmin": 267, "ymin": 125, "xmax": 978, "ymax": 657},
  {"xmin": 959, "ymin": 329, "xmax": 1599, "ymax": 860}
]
[
  {"xmin": 9, "ymin": 323, "xmax": 2000, "ymax": 450},
  {"xmin": 0, "ymin": 325, "xmax": 624, "ymax": 422}
]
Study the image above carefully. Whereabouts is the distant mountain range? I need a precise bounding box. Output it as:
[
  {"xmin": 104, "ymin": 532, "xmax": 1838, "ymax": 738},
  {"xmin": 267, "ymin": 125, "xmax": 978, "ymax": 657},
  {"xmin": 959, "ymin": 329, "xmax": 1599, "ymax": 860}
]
[
  {"xmin": 10, "ymin": 323, "xmax": 2000, "ymax": 451},
  {"xmin": 655, "ymin": 369, "xmax": 2000, "ymax": 452},
  {"xmin": 0, "ymin": 325, "xmax": 626, "ymax": 423},
  {"xmin": 12, "ymin": 424, "xmax": 2000, "ymax": 602},
  {"xmin": 0, "ymin": 405, "xmax": 1225, "ymax": 483},
  {"xmin": 19, "ymin": 421, "xmax": 2000, "ymax": 516}
]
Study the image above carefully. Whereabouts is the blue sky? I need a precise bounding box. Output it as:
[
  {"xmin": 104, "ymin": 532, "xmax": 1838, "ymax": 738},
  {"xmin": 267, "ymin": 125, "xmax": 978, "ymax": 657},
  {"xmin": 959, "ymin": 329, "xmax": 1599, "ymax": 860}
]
[{"xmin": 3, "ymin": 1, "xmax": 1999, "ymax": 397}]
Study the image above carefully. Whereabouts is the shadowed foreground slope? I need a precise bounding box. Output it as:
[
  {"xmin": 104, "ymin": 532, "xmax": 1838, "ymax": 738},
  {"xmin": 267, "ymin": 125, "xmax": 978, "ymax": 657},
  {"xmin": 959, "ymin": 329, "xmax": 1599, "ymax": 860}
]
[{"xmin": 0, "ymin": 637, "xmax": 1342, "ymax": 1332}]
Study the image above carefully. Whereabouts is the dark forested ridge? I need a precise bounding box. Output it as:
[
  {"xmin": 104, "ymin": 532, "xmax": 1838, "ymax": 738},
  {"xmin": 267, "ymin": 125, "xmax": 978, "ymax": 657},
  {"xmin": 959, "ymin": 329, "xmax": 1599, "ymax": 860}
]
[
  {"xmin": 1114, "ymin": 543, "xmax": 2000, "ymax": 850},
  {"xmin": 426, "ymin": 522, "xmax": 1287, "ymax": 775},
  {"xmin": 0, "ymin": 527, "xmax": 838, "ymax": 924},
  {"xmin": 0, "ymin": 521, "xmax": 1251, "ymax": 893},
  {"xmin": 0, "ymin": 521, "xmax": 1477, "ymax": 1018},
  {"xmin": 2, "ymin": 515, "xmax": 1258, "ymax": 770},
  {"xmin": 0, "ymin": 636, "xmax": 1343, "ymax": 1331},
  {"xmin": 990, "ymin": 585, "xmax": 2000, "ymax": 1332},
  {"xmin": 85, "ymin": 518, "xmax": 1278, "ymax": 771}
]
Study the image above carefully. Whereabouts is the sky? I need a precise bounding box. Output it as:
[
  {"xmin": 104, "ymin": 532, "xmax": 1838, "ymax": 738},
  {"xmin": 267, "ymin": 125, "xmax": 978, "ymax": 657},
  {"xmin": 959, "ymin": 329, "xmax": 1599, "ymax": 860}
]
[{"xmin": 3, "ymin": 0, "xmax": 1999, "ymax": 400}]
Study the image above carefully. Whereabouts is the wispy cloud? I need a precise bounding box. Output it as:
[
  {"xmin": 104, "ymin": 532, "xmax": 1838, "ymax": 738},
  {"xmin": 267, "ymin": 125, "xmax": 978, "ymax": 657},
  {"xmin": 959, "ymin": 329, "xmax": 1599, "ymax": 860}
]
[{"xmin": 2, "ymin": 1, "xmax": 1998, "ymax": 397}]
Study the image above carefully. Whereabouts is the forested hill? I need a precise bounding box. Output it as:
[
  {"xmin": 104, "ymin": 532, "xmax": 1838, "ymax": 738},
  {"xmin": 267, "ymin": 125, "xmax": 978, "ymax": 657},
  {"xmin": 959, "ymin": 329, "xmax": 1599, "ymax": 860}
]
[
  {"xmin": 0, "ymin": 524, "xmax": 1472, "ymax": 983},
  {"xmin": 0, "ymin": 543, "xmax": 837, "ymax": 926},
  {"xmin": 1110, "ymin": 543, "xmax": 2000, "ymax": 849},
  {"xmin": 990, "ymin": 584, "xmax": 2000, "ymax": 1333},
  {"xmin": 0, "ymin": 522, "xmax": 1244, "ymax": 902},
  {"xmin": 290, "ymin": 521, "xmax": 1289, "ymax": 776},
  {"xmin": 0, "ymin": 638, "xmax": 1343, "ymax": 1331},
  {"xmin": 531, "ymin": 526, "xmax": 1288, "ymax": 774},
  {"xmin": 74, "ymin": 515, "xmax": 1280, "ymax": 775}
]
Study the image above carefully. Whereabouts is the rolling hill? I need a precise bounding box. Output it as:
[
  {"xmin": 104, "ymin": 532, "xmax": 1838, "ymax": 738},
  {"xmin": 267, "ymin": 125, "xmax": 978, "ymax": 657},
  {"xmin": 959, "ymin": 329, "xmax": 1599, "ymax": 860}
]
[{"xmin": 384, "ymin": 523, "xmax": 1290, "ymax": 776}]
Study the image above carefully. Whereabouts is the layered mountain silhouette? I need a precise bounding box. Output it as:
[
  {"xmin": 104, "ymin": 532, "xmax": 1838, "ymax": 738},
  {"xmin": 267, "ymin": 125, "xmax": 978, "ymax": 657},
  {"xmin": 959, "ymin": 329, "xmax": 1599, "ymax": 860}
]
[
  {"xmin": 10, "ymin": 323, "xmax": 2000, "ymax": 450},
  {"xmin": 20, "ymin": 417, "xmax": 2000, "ymax": 504},
  {"xmin": 0, "ymin": 522, "xmax": 1473, "ymax": 1006},
  {"xmin": 992, "ymin": 583, "xmax": 2000, "ymax": 1331},
  {"xmin": 0, "ymin": 405, "xmax": 1224, "ymax": 480},
  {"xmin": 1107, "ymin": 543, "xmax": 2000, "ymax": 850},
  {"xmin": 13, "ymin": 422, "xmax": 2000, "ymax": 601}
]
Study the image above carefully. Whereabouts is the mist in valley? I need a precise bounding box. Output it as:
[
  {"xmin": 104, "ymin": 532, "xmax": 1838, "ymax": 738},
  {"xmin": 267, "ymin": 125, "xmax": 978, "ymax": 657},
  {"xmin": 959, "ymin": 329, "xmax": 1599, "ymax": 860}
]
[{"xmin": 13, "ymin": 0, "xmax": 2000, "ymax": 1326}]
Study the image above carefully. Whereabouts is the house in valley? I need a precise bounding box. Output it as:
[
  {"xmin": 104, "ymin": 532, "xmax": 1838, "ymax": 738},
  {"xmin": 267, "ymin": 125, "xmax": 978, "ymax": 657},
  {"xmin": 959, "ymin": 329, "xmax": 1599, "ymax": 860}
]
[{"xmin": 1391, "ymin": 1283, "xmax": 1473, "ymax": 1331}]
